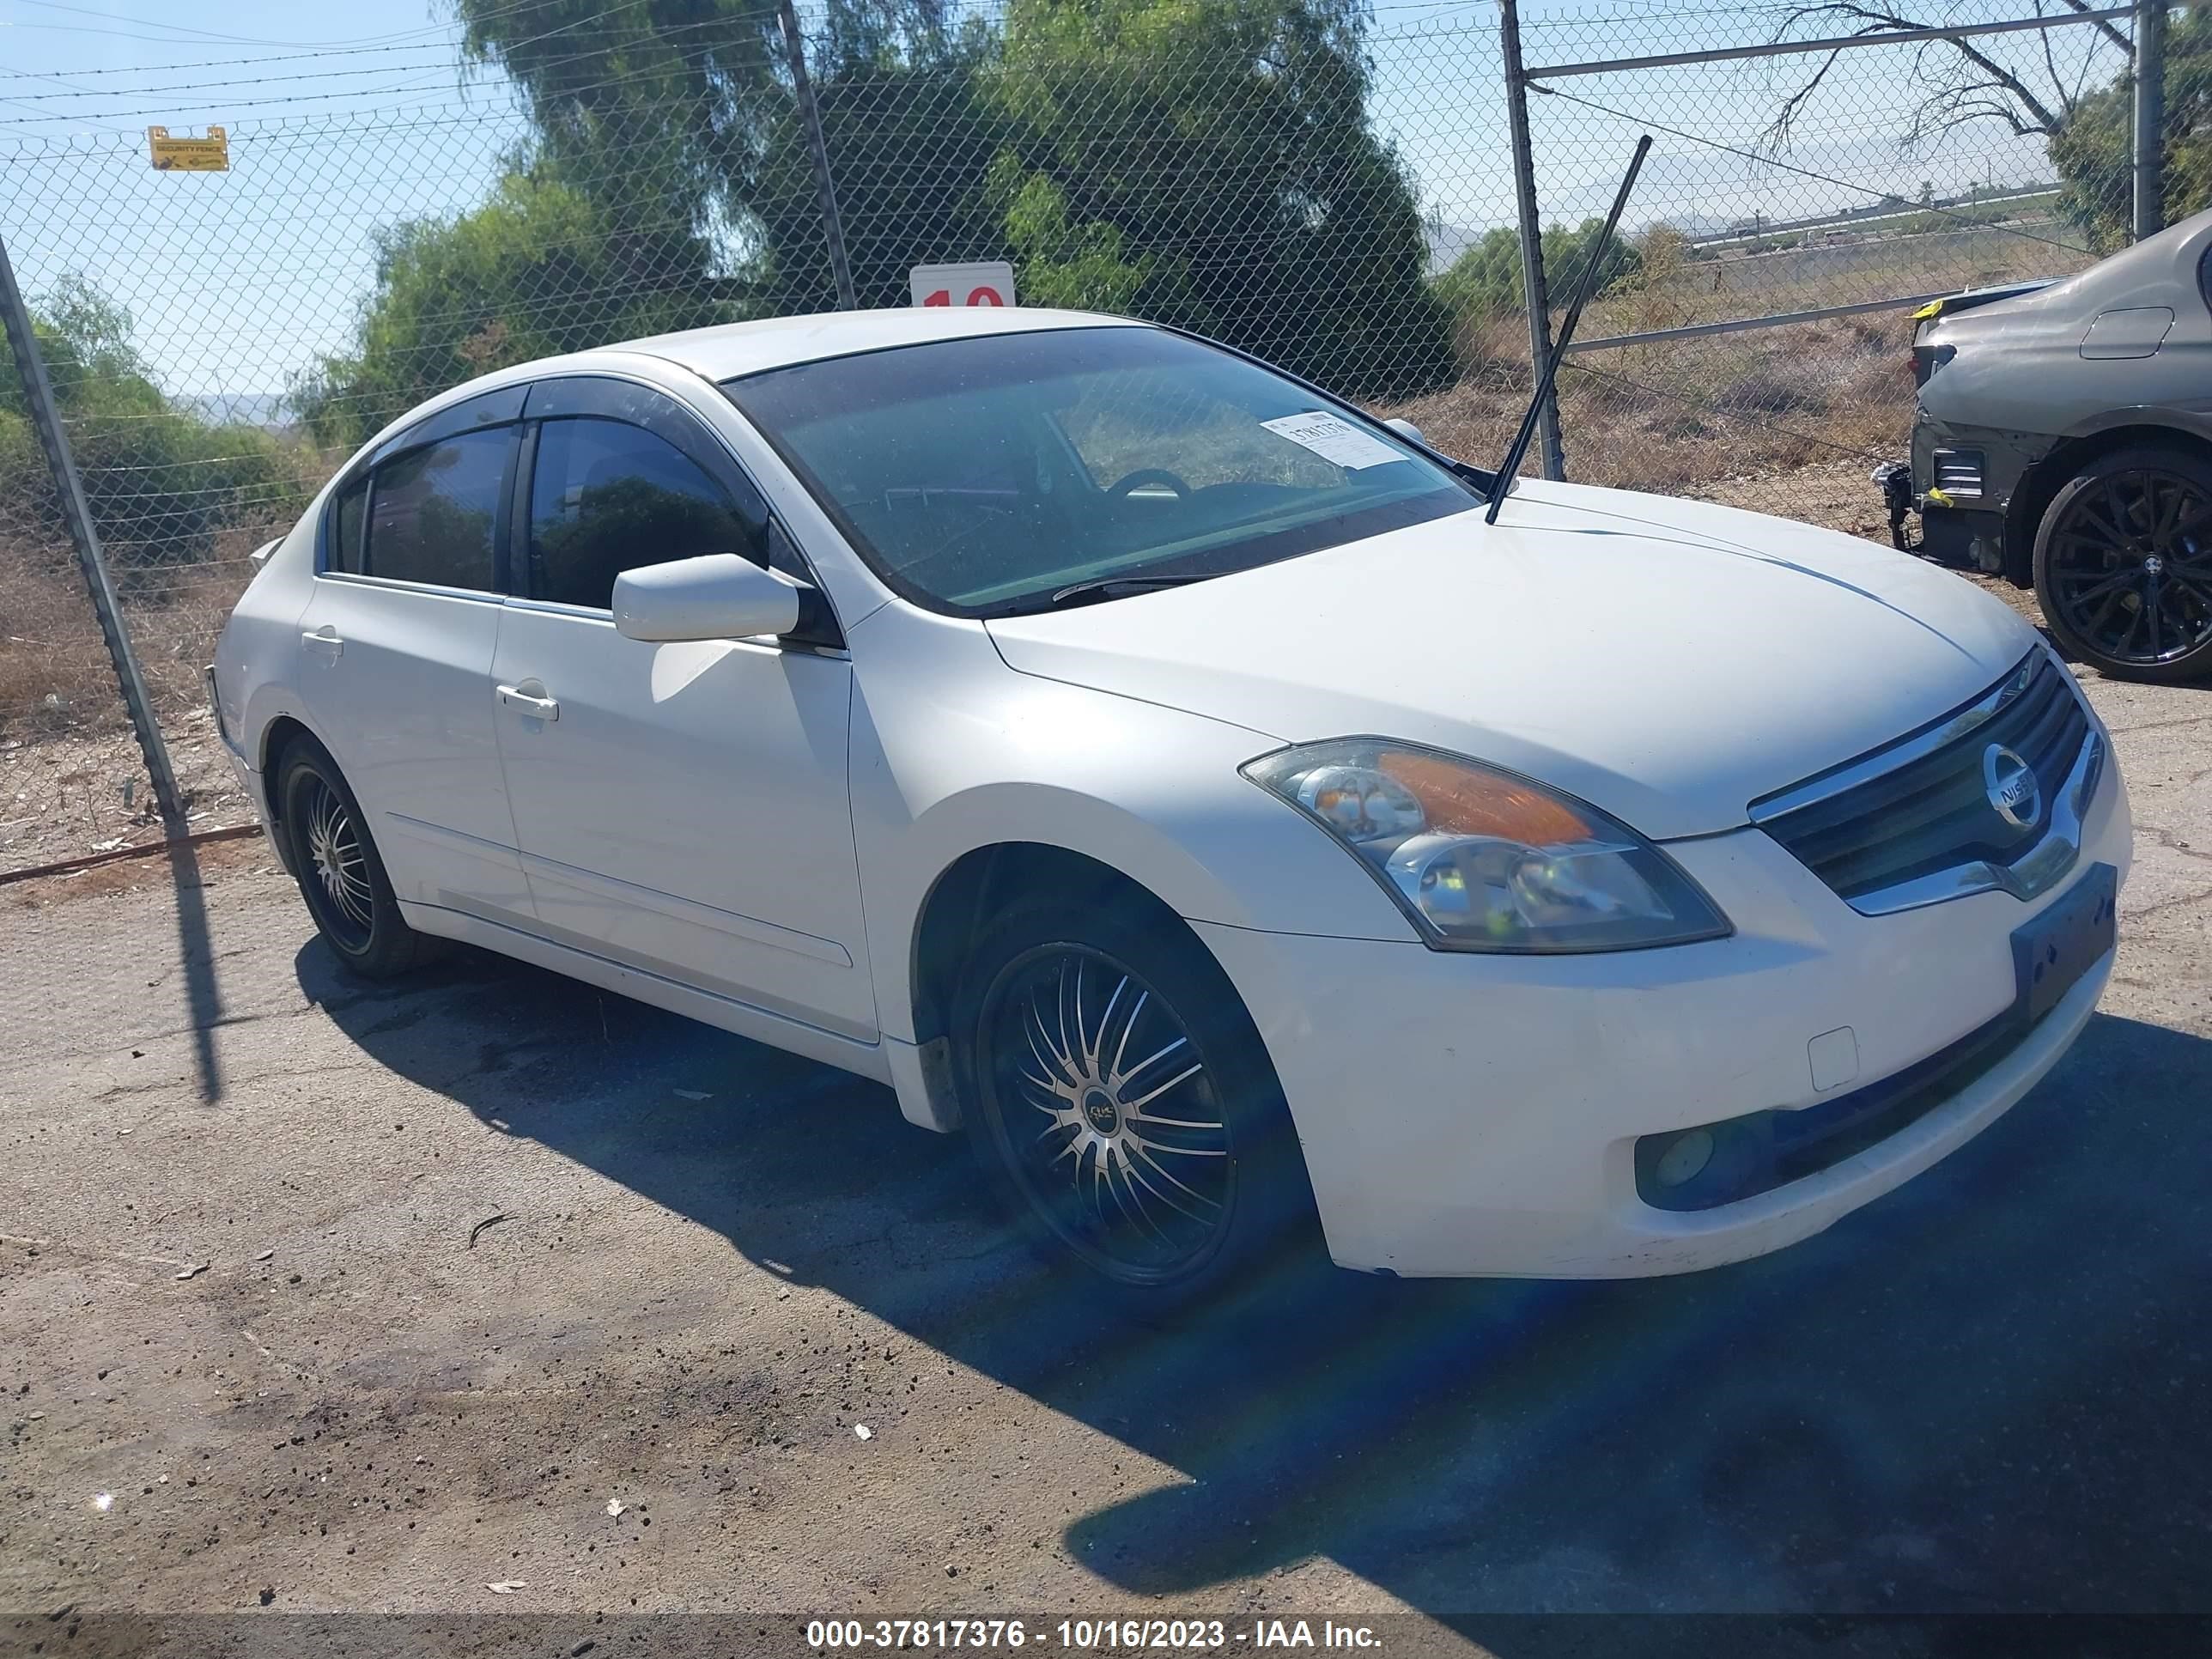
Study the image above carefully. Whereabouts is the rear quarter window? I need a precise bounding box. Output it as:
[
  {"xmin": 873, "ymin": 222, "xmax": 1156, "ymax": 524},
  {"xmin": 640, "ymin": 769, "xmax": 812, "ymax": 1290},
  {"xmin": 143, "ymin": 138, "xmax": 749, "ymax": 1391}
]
[{"xmin": 327, "ymin": 475, "xmax": 367, "ymax": 574}]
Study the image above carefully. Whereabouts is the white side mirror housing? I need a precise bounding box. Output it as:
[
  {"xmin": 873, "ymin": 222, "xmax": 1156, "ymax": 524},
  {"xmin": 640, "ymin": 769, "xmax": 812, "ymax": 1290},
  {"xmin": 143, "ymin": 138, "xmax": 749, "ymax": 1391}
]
[
  {"xmin": 612, "ymin": 554, "xmax": 805, "ymax": 643},
  {"xmin": 1382, "ymin": 416, "xmax": 1426, "ymax": 447}
]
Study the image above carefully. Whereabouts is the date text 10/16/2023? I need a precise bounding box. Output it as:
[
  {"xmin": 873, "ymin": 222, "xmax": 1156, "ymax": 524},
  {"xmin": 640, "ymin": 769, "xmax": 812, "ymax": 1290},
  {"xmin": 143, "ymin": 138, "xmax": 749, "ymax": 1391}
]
[{"xmin": 805, "ymin": 1619, "xmax": 1385, "ymax": 1650}]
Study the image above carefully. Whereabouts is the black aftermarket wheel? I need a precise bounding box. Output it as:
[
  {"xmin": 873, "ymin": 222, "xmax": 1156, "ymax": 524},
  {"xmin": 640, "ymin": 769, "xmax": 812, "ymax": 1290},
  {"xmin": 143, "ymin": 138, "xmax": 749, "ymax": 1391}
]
[
  {"xmin": 276, "ymin": 738, "xmax": 441, "ymax": 979},
  {"xmin": 957, "ymin": 898, "xmax": 1318, "ymax": 1304},
  {"xmin": 2034, "ymin": 444, "xmax": 2212, "ymax": 684}
]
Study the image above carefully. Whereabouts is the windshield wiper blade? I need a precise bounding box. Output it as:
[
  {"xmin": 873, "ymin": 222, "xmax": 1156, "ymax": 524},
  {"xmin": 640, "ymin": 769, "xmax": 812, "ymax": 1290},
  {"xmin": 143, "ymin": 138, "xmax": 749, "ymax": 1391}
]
[
  {"xmin": 1486, "ymin": 133, "xmax": 1651, "ymax": 522},
  {"xmin": 1041, "ymin": 574, "xmax": 1210, "ymax": 609}
]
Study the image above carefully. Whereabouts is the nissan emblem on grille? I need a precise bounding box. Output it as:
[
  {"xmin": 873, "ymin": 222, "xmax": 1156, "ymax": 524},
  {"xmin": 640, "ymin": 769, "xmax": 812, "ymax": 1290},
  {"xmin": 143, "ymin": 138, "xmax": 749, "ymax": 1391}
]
[{"xmin": 1984, "ymin": 744, "xmax": 2040, "ymax": 831}]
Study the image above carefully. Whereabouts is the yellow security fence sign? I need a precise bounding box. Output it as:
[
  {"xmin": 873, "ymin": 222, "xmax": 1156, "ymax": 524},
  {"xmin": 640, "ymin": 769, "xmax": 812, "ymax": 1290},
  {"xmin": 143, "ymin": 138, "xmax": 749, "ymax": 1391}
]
[{"xmin": 148, "ymin": 125, "xmax": 228, "ymax": 172}]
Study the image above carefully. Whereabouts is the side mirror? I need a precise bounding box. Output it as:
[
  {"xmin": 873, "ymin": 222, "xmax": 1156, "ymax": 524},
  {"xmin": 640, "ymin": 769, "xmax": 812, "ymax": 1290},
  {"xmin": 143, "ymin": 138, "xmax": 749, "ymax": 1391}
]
[
  {"xmin": 1382, "ymin": 416, "xmax": 1426, "ymax": 447},
  {"xmin": 612, "ymin": 554, "xmax": 805, "ymax": 643}
]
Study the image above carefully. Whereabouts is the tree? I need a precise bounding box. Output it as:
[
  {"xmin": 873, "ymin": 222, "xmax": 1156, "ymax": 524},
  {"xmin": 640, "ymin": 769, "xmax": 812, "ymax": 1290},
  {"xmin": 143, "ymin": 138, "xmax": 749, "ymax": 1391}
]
[
  {"xmin": 295, "ymin": 172, "xmax": 730, "ymax": 448},
  {"xmin": 754, "ymin": 22, "xmax": 1012, "ymax": 311},
  {"xmin": 1759, "ymin": 2, "xmax": 2130, "ymax": 152},
  {"xmin": 1, "ymin": 277, "xmax": 299, "ymax": 564},
  {"xmin": 329, "ymin": 0, "xmax": 1456, "ymax": 415},
  {"xmin": 984, "ymin": 0, "xmax": 1456, "ymax": 399},
  {"xmin": 2051, "ymin": 9, "xmax": 2212, "ymax": 250},
  {"xmin": 1433, "ymin": 218, "xmax": 1643, "ymax": 330},
  {"xmin": 454, "ymin": 0, "xmax": 961, "ymax": 313}
]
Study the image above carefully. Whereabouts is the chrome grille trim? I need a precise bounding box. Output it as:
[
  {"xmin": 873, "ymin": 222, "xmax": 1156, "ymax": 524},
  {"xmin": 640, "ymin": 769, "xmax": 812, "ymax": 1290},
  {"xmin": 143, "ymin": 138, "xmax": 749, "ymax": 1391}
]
[
  {"xmin": 1749, "ymin": 651, "xmax": 2038, "ymax": 823},
  {"xmin": 1750, "ymin": 648, "xmax": 2102, "ymax": 915}
]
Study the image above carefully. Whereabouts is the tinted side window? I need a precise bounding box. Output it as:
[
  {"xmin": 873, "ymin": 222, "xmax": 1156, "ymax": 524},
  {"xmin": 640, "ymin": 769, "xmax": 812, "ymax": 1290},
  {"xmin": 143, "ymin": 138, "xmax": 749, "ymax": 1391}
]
[
  {"xmin": 328, "ymin": 475, "xmax": 367, "ymax": 574},
  {"xmin": 365, "ymin": 428, "xmax": 509, "ymax": 590},
  {"xmin": 529, "ymin": 417, "xmax": 750, "ymax": 610}
]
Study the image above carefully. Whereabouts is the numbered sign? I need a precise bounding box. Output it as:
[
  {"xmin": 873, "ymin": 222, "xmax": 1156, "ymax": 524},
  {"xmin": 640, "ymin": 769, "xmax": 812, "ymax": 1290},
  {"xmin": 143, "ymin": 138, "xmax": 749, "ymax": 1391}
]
[{"xmin": 910, "ymin": 261, "xmax": 1016, "ymax": 309}]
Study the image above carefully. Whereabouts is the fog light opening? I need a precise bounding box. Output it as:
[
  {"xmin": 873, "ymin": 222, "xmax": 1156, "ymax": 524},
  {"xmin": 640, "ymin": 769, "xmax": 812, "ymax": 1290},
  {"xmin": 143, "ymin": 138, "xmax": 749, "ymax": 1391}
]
[{"xmin": 1652, "ymin": 1127, "xmax": 1715, "ymax": 1188}]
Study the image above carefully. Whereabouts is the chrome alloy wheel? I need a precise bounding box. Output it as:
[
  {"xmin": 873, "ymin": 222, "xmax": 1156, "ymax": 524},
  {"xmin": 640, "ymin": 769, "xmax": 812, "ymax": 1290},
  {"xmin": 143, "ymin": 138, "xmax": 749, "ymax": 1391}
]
[
  {"xmin": 981, "ymin": 944, "xmax": 1235, "ymax": 1283},
  {"xmin": 303, "ymin": 777, "xmax": 374, "ymax": 946}
]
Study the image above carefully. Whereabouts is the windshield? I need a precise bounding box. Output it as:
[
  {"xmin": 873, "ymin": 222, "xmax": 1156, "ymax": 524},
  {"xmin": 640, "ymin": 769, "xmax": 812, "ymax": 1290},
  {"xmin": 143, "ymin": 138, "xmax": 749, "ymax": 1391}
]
[{"xmin": 722, "ymin": 326, "xmax": 1479, "ymax": 615}]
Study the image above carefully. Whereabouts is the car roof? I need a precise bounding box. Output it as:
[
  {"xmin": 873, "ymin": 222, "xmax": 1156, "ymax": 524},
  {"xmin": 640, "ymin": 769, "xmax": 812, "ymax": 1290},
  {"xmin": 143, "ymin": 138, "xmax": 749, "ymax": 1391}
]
[
  {"xmin": 343, "ymin": 307, "xmax": 1151, "ymax": 469},
  {"xmin": 606, "ymin": 305, "xmax": 1146, "ymax": 382}
]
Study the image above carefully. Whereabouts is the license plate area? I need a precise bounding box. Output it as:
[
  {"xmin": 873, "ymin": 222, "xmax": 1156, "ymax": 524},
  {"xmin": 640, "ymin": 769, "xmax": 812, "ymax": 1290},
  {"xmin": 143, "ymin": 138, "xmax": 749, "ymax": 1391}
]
[{"xmin": 2011, "ymin": 862, "xmax": 2117, "ymax": 1025}]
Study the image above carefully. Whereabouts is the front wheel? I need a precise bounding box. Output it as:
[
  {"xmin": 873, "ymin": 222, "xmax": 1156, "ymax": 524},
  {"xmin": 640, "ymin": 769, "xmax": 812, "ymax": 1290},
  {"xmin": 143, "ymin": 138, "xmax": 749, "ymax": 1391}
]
[
  {"xmin": 957, "ymin": 898, "xmax": 1319, "ymax": 1306},
  {"xmin": 2033, "ymin": 444, "xmax": 2212, "ymax": 683}
]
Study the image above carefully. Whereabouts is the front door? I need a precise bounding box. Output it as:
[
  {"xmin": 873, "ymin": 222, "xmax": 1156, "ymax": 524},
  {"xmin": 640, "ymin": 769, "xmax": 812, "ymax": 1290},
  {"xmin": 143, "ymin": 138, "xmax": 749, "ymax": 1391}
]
[{"xmin": 488, "ymin": 390, "xmax": 876, "ymax": 1038}]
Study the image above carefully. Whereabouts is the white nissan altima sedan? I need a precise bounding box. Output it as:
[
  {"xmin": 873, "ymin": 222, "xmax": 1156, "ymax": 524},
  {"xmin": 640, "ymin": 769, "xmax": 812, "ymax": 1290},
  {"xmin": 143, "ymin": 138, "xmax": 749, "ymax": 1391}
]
[{"xmin": 210, "ymin": 306, "xmax": 2130, "ymax": 1299}]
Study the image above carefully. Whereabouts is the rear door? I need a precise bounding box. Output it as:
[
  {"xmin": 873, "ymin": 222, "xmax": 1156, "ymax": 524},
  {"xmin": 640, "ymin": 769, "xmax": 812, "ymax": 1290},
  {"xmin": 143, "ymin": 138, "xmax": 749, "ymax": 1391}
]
[
  {"xmin": 488, "ymin": 375, "xmax": 875, "ymax": 1037},
  {"xmin": 292, "ymin": 390, "xmax": 530, "ymax": 923}
]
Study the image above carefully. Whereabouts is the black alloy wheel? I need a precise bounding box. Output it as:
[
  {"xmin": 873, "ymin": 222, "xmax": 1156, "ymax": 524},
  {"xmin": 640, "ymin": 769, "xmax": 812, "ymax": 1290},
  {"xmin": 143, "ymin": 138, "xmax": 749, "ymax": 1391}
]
[
  {"xmin": 2034, "ymin": 445, "xmax": 2212, "ymax": 683},
  {"xmin": 276, "ymin": 738, "xmax": 441, "ymax": 978},
  {"xmin": 957, "ymin": 896, "xmax": 1318, "ymax": 1306},
  {"xmin": 979, "ymin": 942, "xmax": 1236, "ymax": 1285}
]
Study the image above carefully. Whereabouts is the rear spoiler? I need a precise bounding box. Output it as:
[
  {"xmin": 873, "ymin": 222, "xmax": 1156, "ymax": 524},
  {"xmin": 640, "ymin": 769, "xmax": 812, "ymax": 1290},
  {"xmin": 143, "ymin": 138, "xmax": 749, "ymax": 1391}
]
[
  {"xmin": 1911, "ymin": 278, "xmax": 2056, "ymax": 325},
  {"xmin": 248, "ymin": 537, "xmax": 281, "ymax": 568}
]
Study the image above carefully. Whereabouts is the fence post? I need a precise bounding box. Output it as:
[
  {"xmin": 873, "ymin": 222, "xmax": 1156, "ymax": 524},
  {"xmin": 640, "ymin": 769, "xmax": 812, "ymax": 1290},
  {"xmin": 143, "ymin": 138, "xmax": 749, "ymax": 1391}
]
[
  {"xmin": 2133, "ymin": 0, "xmax": 2166, "ymax": 242},
  {"xmin": 1498, "ymin": 0, "xmax": 1565, "ymax": 481},
  {"xmin": 0, "ymin": 229, "xmax": 183, "ymax": 825},
  {"xmin": 778, "ymin": 0, "xmax": 858, "ymax": 311}
]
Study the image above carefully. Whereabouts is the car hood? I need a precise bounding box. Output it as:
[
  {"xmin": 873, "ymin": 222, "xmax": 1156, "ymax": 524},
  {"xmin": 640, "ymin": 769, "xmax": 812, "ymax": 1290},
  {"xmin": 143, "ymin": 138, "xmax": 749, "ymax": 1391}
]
[{"xmin": 983, "ymin": 478, "xmax": 2039, "ymax": 840}]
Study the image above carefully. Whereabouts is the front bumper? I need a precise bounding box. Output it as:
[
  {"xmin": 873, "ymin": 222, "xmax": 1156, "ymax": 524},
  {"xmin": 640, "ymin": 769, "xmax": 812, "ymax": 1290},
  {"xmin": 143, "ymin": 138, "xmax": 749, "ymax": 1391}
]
[
  {"xmin": 1883, "ymin": 411, "xmax": 2056, "ymax": 577},
  {"xmin": 1195, "ymin": 756, "xmax": 2131, "ymax": 1278}
]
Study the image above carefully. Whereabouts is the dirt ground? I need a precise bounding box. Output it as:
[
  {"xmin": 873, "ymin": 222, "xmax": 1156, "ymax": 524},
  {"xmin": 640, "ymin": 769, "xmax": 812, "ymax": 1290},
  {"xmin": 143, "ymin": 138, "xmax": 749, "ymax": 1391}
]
[{"xmin": 2, "ymin": 512, "xmax": 2209, "ymax": 1644}]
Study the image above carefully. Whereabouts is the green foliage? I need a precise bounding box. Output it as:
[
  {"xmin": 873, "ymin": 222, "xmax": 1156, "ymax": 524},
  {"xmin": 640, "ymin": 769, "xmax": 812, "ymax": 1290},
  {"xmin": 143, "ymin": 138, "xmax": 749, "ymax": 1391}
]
[
  {"xmin": 983, "ymin": 0, "xmax": 1456, "ymax": 399},
  {"xmin": 988, "ymin": 155, "xmax": 1155, "ymax": 313},
  {"xmin": 2, "ymin": 276, "xmax": 300, "ymax": 565},
  {"xmin": 326, "ymin": 0, "xmax": 1457, "ymax": 416},
  {"xmin": 1433, "ymin": 218, "xmax": 1643, "ymax": 329},
  {"xmin": 294, "ymin": 172, "xmax": 730, "ymax": 448},
  {"xmin": 757, "ymin": 27, "xmax": 1012, "ymax": 311},
  {"xmin": 2052, "ymin": 11, "xmax": 2212, "ymax": 252}
]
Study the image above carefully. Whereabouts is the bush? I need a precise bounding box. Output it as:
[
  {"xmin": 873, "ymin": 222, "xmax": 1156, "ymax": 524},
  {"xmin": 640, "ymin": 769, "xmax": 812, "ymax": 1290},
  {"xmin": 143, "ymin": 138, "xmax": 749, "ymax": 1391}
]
[
  {"xmin": 1434, "ymin": 218, "xmax": 1643, "ymax": 340},
  {"xmin": 1, "ymin": 277, "xmax": 309, "ymax": 568},
  {"xmin": 2052, "ymin": 11, "xmax": 2212, "ymax": 252}
]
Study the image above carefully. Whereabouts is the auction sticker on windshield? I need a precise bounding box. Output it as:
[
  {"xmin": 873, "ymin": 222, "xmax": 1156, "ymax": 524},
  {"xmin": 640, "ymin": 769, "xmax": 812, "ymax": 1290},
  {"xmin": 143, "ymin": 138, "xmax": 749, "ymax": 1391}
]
[{"xmin": 1261, "ymin": 410, "xmax": 1405, "ymax": 470}]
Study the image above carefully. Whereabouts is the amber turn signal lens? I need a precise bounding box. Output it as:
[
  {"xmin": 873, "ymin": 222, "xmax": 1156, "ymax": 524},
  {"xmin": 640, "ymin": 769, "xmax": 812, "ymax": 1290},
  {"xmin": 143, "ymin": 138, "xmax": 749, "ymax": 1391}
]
[{"xmin": 1378, "ymin": 751, "xmax": 1595, "ymax": 845}]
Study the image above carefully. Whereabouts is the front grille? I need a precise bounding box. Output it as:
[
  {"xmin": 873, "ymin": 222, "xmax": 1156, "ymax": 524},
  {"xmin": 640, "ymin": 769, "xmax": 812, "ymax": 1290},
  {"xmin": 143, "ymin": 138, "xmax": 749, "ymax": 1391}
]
[{"xmin": 1751, "ymin": 652, "xmax": 2093, "ymax": 912}]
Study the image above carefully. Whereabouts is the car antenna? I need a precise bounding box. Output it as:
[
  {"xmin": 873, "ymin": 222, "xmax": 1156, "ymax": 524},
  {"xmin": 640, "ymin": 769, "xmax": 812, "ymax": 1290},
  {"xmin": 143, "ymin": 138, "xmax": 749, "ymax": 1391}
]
[{"xmin": 1486, "ymin": 133, "xmax": 1652, "ymax": 525}]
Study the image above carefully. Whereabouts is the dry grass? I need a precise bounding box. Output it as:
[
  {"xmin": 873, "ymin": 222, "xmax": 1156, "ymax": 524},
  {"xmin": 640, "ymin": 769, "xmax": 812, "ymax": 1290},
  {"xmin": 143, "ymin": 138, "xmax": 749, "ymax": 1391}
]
[
  {"xmin": 3, "ymin": 524, "xmax": 270, "ymax": 872},
  {"xmin": 1, "ymin": 533, "xmax": 262, "ymax": 743},
  {"xmin": 1379, "ymin": 315, "xmax": 1909, "ymax": 495},
  {"xmin": 1382, "ymin": 214, "xmax": 2090, "ymax": 495}
]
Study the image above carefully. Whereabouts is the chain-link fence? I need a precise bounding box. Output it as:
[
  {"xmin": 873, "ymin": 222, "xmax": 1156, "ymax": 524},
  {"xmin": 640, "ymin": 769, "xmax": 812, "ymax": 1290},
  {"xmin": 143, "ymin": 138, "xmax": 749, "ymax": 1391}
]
[
  {"xmin": 0, "ymin": 0, "xmax": 2185, "ymax": 879},
  {"xmin": 1510, "ymin": 1, "xmax": 2143, "ymax": 490}
]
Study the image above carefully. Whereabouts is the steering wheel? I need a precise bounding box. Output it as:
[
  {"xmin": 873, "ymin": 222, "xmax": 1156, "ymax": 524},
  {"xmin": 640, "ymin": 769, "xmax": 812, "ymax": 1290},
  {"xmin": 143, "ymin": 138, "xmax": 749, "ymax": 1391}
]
[{"xmin": 1106, "ymin": 468, "xmax": 1193, "ymax": 501}]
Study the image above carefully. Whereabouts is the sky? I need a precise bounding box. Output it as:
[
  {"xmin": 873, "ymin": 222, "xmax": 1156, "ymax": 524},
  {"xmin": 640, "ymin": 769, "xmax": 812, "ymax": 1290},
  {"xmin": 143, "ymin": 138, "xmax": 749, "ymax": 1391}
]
[{"xmin": 0, "ymin": 0, "xmax": 2136, "ymax": 397}]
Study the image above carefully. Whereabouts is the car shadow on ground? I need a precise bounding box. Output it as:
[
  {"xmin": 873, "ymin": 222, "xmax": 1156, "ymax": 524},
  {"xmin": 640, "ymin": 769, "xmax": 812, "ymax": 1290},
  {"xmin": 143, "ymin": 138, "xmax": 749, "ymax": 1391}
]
[{"xmin": 298, "ymin": 940, "xmax": 2212, "ymax": 1620}]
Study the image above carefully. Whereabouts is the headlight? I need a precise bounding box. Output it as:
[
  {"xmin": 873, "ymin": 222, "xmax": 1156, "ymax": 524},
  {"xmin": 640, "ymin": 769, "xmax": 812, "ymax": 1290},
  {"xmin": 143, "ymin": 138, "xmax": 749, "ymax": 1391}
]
[{"xmin": 1242, "ymin": 738, "xmax": 1731, "ymax": 953}]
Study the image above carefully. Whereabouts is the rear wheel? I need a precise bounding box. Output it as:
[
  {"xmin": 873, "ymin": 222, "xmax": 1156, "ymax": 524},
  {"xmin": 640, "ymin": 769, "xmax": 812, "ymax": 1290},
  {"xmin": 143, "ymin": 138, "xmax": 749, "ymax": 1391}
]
[
  {"xmin": 957, "ymin": 897, "xmax": 1318, "ymax": 1306},
  {"xmin": 2033, "ymin": 444, "xmax": 2212, "ymax": 683},
  {"xmin": 276, "ymin": 738, "xmax": 441, "ymax": 979}
]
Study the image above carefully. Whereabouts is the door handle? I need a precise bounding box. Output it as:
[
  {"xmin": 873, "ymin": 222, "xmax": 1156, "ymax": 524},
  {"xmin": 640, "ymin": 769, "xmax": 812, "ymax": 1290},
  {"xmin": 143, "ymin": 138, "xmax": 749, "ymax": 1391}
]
[
  {"xmin": 301, "ymin": 628, "xmax": 343, "ymax": 659},
  {"xmin": 496, "ymin": 684, "xmax": 560, "ymax": 721}
]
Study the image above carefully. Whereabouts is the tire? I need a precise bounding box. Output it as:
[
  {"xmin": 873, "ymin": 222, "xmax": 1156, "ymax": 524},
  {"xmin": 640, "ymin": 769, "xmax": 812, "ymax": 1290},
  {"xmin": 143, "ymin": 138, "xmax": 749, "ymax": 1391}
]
[
  {"xmin": 2033, "ymin": 443, "xmax": 2212, "ymax": 684},
  {"xmin": 954, "ymin": 894, "xmax": 1321, "ymax": 1310},
  {"xmin": 275, "ymin": 737, "xmax": 441, "ymax": 980}
]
